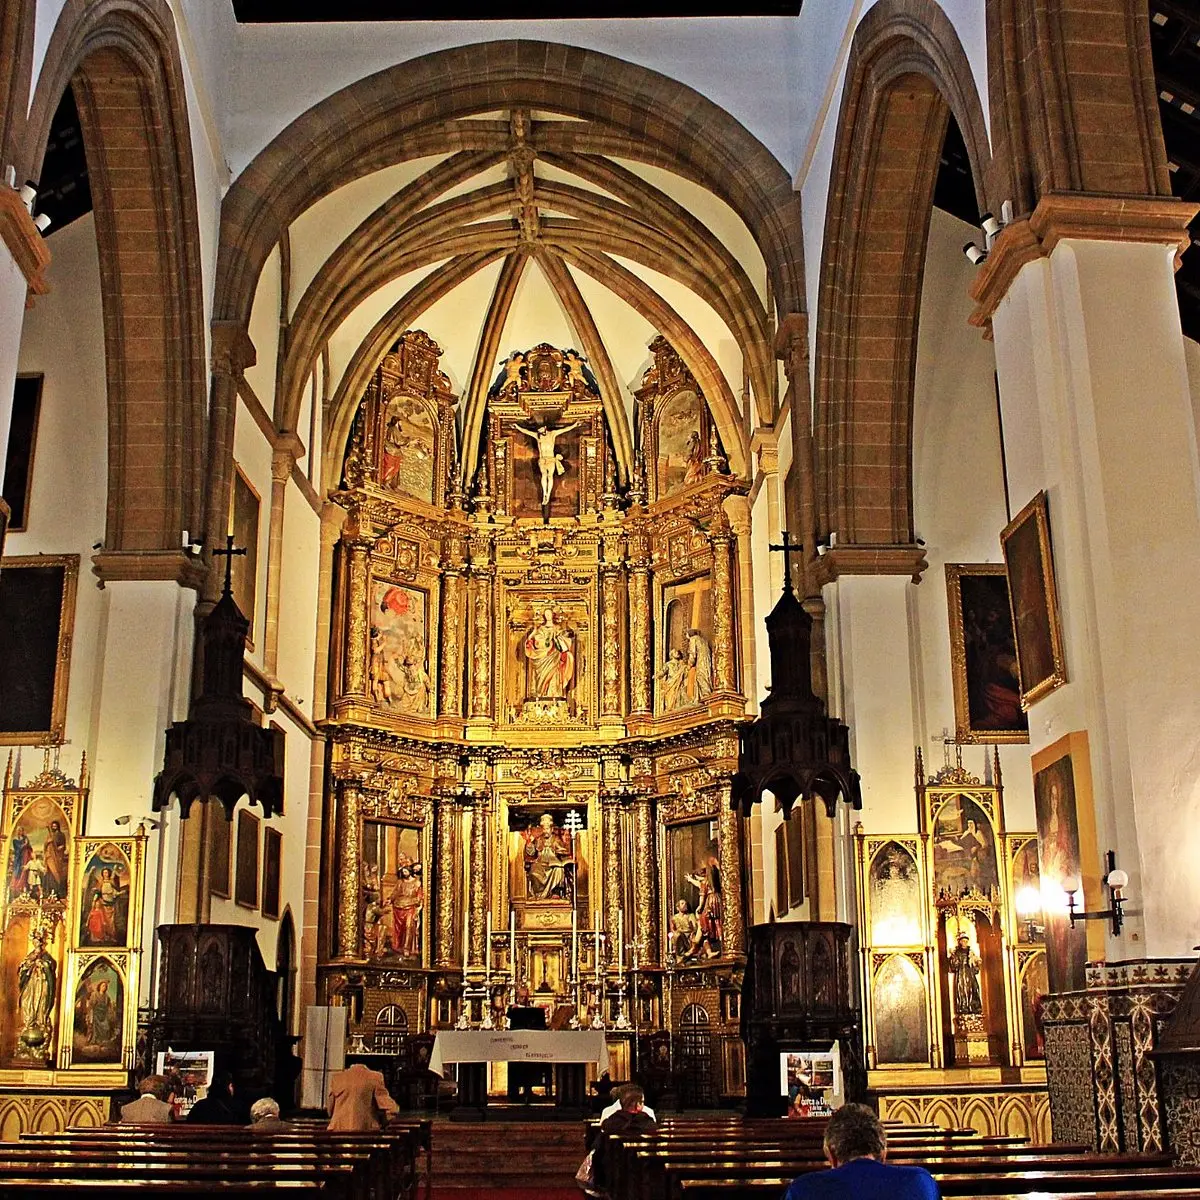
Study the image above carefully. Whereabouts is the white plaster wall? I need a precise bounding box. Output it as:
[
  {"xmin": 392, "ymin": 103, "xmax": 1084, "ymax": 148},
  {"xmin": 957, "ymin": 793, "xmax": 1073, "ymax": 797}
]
[
  {"xmin": 1184, "ymin": 336, "xmax": 1200, "ymax": 445},
  {"xmin": 0, "ymin": 245, "xmax": 29, "ymax": 474},
  {"xmin": 275, "ymin": 484, "xmax": 321, "ymax": 712},
  {"xmin": 244, "ymin": 244, "xmax": 281, "ymax": 412}
]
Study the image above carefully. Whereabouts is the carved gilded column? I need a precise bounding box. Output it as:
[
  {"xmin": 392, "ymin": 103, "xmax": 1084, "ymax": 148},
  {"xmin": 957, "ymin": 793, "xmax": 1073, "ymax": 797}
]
[
  {"xmin": 711, "ymin": 520, "xmax": 736, "ymax": 692},
  {"xmin": 600, "ymin": 565, "xmax": 624, "ymax": 720},
  {"xmin": 336, "ymin": 780, "xmax": 363, "ymax": 959},
  {"xmin": 439, "ymin": 533, "xmax": 467, "ymax": 717},
  {"xmin": 717, "ymin": 792, "xmax": 746, "ymax": 956},
  {"xmin": 467, "ymin": 793, "xmax": 489, "ymax": 971},
  {"xmin": 343, "ymin": 538, "xmax": 371, "ymax": 698},
  {"xmin": 632, "ymin": 797, "xmax": 658, "ymax": 966},
  {"xmin": 628, "ymin": 531, "xmax": 653, "ymax": 717},
  {"xmin": 602, "ymin": 794, "xmax": 623, "ymax": 960},
  {"xmin": 469, "ymin": 566, "xmax": 493, "ymax": 719},
  {"xmin": 434, "ymin": 794, "xmax": 458, "ymax": 967}
]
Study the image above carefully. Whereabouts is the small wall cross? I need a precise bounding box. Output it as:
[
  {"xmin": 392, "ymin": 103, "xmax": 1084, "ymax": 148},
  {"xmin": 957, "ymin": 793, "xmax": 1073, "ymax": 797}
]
[
  {"xmin": 212, "ymin": 532, "xmax": 247, "ymax": 598},
  {"xmin": 768, "ymin": 530, "xmax": 804, "ymax": 596}
]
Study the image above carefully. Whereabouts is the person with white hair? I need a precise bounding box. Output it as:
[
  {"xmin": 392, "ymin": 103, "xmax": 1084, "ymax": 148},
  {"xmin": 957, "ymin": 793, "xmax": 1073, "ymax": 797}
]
[{"xmin": 247, "ymin": 1096, "xmax": 290, "ymax": 1133}]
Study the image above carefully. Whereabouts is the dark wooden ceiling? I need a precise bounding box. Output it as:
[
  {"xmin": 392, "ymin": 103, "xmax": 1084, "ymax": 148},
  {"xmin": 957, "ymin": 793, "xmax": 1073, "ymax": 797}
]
[{"xmin": 232, "ymin": 0, "xmax": 802, "ymax": 16}]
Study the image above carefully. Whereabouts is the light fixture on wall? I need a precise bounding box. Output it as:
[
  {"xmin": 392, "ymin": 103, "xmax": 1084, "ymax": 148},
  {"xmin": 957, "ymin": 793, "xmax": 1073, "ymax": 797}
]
[
  {"xmin": 1014, "ymin": 885, "xmax": 1043, "ymax": 942},
  {"xmin": 1064, "ymin": 850, "xmax": 1130, "ymax": 936},
  {"xmin": 964, "ymin": 201, "xmax": 1015, "ymax": 266},
  {"xmin": 963, "ymin": 241, "xmax": 988, "ymax": 266}
]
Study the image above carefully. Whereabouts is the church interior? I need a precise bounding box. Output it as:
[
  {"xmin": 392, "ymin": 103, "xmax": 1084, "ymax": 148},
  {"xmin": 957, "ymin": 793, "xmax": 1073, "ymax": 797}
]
[{"xmin": 1, "ymin": 0, "xmax": 1200, "ymax": 1191}]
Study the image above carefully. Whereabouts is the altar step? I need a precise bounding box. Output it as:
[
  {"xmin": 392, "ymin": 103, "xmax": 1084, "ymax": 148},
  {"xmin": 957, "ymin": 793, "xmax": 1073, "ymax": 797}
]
[{"xmin": 428, "ymin": 1119, "xmax": 587, "ymax": 1191}]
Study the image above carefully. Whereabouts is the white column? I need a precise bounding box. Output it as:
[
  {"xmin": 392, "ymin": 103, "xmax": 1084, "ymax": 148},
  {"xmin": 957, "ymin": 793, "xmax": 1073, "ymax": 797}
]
[{"xmin": 992, "ymin": 239, "xmax": 1200, "ymax": 960}]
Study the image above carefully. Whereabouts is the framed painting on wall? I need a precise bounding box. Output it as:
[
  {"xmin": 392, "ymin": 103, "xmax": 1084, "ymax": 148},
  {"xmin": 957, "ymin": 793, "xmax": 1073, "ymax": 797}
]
[
  {"xmin": 234, "ymin": 809, "xmax": 260, "ymax": 910},
  {"xmin": 1001, "ymin": 491, "xmax": 1067, "ymax": 708},
  {"xmin": 0, "ymin": 554, "xmax": 79, "ymax": 743},
  {"xmin": 261, "ymin": 827, "xmax": 282, "ymax": 921},
  {"xmin": 945, "ymin": 563, "xmax": 1028, "ymax": 743},
  {"xmin": 3, "ymin": 374, "xmax": 42, "ymax": 531},
  {"xmin": 229, "ymin": 465, "xmax": 260, "ymax": 643},
  {"xmin": 209, "ymin": 806, "xmax": 232, "ymax": 899}
]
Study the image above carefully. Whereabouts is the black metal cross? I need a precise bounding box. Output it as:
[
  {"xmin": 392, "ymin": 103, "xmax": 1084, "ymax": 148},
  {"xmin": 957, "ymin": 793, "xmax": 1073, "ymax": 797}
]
[
  {"xmin": 212, "ymin": 532, "xmax": 247, "ymax": 598},
  {"xmin": 768, "ymin": 530, "xmax": 804, "ymax": 596}
]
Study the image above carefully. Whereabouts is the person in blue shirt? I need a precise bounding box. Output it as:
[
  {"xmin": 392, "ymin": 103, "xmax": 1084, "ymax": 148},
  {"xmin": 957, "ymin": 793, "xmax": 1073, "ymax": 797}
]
[{"xmin": 782, "ymin": 1102, "xmax": 941, "ymax": 1200}]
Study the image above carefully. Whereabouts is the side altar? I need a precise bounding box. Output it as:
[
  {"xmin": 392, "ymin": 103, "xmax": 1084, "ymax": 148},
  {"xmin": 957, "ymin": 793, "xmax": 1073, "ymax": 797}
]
[{"xmin": 319, "ymin": 333, "xmax": 754, "ymax": 1102}]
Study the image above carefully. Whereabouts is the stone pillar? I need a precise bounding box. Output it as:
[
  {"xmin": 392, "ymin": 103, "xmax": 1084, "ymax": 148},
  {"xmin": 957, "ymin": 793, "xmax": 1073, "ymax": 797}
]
[
  {"xmin": 717, "ymin": 791, "xmax": 746, "ymax": 956},
  {"xmin": 628, "ymin": 531, "xmax": 653, "ymax": 717},
  {"xmin": 343, "ymin": 537, "xmax": 371, "ymax": 699},
  {"xmin": 468, "ymin": 565, "xmax": 493, "ymax": 720},
  {"xmin": 439, "ymin": 534, "xmax": 467, "ymax": 718},
  {"xmin": 434, "ymin": 795, "xmax": 459, "ymax": 968},
  {"xmin": 711, "ymin": 518, "xmax": 737, "ymax": 693},
  {"xmin": 336, "ymin": 780, "xmax": 363, "ymax": 960},
  {"xmin": 631, "ymin": 797, "xmax": 658, "ymax": 967},
  {"xmin": 263, "ymin": 434, "xmax": 304, "ymax": 676},
  {"xmin": 467, "ymin": 794, "xmax": 489, "ymax": 972},
  {"xmin": 599, "ymin": 565, "xmax": 624, "ymax": 721},
  {"xmin": 602, "ymin": 793, "xmax": 623, "ymax": 961}
]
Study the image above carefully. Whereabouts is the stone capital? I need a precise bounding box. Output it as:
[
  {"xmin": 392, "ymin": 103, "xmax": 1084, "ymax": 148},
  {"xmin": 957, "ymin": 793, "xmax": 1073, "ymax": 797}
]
[
  {"xmin": 91, "ymin": 549, "xmax": 207, "ymax": 590},
  {"xmin": 210, "ymin": 321, "xmax": 257, "ymax": 378},
  {"xmin": 811, "ymin": 542, "xmax": 928, "ymax": 587}
]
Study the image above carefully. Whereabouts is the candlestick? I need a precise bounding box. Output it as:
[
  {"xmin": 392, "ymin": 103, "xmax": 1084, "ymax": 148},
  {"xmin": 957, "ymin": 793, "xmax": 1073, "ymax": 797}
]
[
  {"xmin": 510, "ymin": 910, "xmax": 516, "ymax": 980},
  {"xmin": 462, "ymin": 894, "xmax": 469, "ymax": 974},
  {"xmin": 618, "ymin": 908, "xmax": 624, "ymax": 973},
  {"xmin": 486, "ymin": 912, "xmax": 492, "ymax": 974},
  {"xmin": 571, "ymin": 907, "xmax": 578, "ymax": 981}
]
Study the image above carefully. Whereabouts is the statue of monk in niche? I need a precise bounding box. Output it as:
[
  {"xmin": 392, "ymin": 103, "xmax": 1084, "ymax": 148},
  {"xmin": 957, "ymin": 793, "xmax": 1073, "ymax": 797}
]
[
  {"xmin": 949, "ymin": 932, "xmax": 983, "ymax": 1017},
  {"xmin": 524, "ymin": 813, "xmax": 573, "ymax": 902}
]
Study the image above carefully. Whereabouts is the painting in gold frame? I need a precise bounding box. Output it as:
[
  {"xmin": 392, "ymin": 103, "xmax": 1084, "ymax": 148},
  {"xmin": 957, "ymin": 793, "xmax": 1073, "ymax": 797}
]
[
  {"xmin": 945, "ymin": 564, "xmax": 1028, "ymax": 743},
  {"xmin": 0, "ymin": 553, "xmax": 79, "ymax": 744},
  {"xmin": 229, "ymin": 464, "xmax": 260, "ymax": 644},
  {"xmin": 261, "ymin": 827, "xmax": 282, "ymax": 921},
  {"xmin": 1001, "ymin": 491, "xmax": 1067, "ymax": 709},
  {"xmin": 209, "ymin": 806, "xmax": 232, "ymax": 900},
  {"xmin": 234, "ymin": 809, "xmax": 260, "ymax": 910}
]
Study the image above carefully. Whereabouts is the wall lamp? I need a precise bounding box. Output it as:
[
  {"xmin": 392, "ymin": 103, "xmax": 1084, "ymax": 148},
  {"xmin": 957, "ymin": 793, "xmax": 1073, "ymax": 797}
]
[
  {"xmin": 1064, "ymin": 850, "xmax": 1130, "ymax": 936},
  {"xmin": 964, "ymin": 200, "xmax": 1015, "ymax": 266}
]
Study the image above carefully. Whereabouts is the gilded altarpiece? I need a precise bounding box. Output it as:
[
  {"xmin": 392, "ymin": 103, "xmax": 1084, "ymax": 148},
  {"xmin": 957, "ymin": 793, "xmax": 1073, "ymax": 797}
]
[
  {"xmin": 0, "ymin": 752, "xmax": 147, "ymax": 1138},
  {"xmin": 855, "ymin": 747, "xmax": 1048, "ymax": 1139},
  {"xmin": 322, "ymin": 334, "xmax": 750, "ymax": 1098}
]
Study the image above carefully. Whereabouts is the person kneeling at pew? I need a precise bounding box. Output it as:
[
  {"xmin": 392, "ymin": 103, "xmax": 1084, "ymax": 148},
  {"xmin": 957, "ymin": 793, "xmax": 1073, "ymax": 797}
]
[
  {"xmin": 592, "ymin": 1085, "xmax": 657, "ymax": 1193},
  {"xmin": 186, "ymin": 1070, "xmax": 246, "ymax": 1125},
  {"xmin": 120, "ymin": 1074, "xmax": 176, "ymax": 1124},
  {"xmin": 783, "ymin": 1103, "xmax": 940, "ymax": 1200},
  {"xmin": 248, "ymin": 1096, "xmax": 291, "ymax": 1133}
]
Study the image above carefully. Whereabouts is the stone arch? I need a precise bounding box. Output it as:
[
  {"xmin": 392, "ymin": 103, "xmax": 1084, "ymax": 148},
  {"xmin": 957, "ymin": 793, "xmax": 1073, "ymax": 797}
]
[
  {"xmin": 813, "ymin": 0, "xmax": 992, "ymax": 547},
  {"xmin": 21, "ymin": 0, "xmax": 206, "ymax": 555},
  {"xmin": 213, "ymin": 40, "xmax": 804, "ymax": 333}
]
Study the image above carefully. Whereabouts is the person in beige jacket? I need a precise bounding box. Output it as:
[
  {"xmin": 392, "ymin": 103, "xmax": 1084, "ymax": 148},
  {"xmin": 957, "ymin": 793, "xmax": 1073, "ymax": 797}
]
[
  {"xmin": 326, "ymin": 1061, "xmax": 399, "ymax": 1131},
  {"xmin": 120, "ymin": 1075, "xmax": 175, "ymax": 1124}
]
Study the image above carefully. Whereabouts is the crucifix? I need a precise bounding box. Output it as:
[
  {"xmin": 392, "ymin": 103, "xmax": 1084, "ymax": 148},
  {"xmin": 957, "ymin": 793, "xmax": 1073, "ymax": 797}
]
[
  {"xmin": 212, "ymin": 532, "xmax": 247, "ymax": 600},
  {"xmin": 767, "ymin": 530, "xmax": 805, "ymax": 596}
]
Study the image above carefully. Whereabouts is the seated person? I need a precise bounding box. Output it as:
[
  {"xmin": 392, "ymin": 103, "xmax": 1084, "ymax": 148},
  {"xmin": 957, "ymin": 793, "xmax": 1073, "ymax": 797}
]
[
  {"xmin": 247, "ymin": 1096, "xmax": 290, "ymax": 1132},
  {"xmin": 185, "ymin": 1070, "xmax": 245, "ymax": 1125},
  {"xmin": 593, "ymin": 1085, "xmax": 657, "ymax": 1191},
  {"xmin": 783, "ymin": 1103, "xmax": 940, "ymax": 1200},
  {"xmin": 326, "ymin": 1061, "xmax": 399, "ymax": 1131},
  {"xmin": 120, "ymin": 1074, "xmax": 175, "ymax": 1124},
  {"xmin": 599, "ymin": 1082, "xmax": 657, "ymax": 1123}
]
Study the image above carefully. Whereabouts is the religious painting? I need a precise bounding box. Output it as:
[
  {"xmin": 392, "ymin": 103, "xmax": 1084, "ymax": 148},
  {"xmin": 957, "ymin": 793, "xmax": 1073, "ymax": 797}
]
[
  {"xmin": 1019, "ymin": 953, "xmax": 1048, "ymax": 1061},
  {"xmin": 235, "ymin": 808, "xmax": 259, "ymax": 910},
  {"xmin": 784, "ymin": 811, "xmax": 805, "ymax": 909},
  {"xmin": 1034, "ymin": 749, "xmax": 1088, "ymax": 992},
  {"xmin": 773, "ymin": 825, "xmax": 789, "ymax": 917},
  {"xmin": 71, "ymin": 957, "xmax": 123, "ymax": 1064},
  {"xmin": 507, "ymin": 807, "xmax": 588, "ymax": 908},
  {"xmin": 77, "ymin": 842, "xmax": 131, "ymax": 948},
  {"xmin": 261, "ymin": 827, "xmax": 282, "ymax": 921},
  {"xmin": 1010, "ymin": 838, "xmax": 1043, "ymax": 945},
  {"xmin": 868, "ymin": 843, "xmax": 922, "ymax": 946},
  {"xmin": 377, "ymin": 390, "xmax": 436, "ymax": 502},
  {"xmin": 369, "ymin": 581, "xmax": 432, "ymax": 717},
  {"xmin": 656, "ymin": 389, "xmax": 705, "ymax": 498},
  {"xmin": 931, "ymin": 794, "xmax": 1000, "ymax": 903},
  {"xmin": 872, "ymin": 954, "xmax": 929, "ymax": 1065},
  {"xmin": 0, "ymin": 554, "xmax": 78, "ymax": 743},
  {"xmin": 510, "ymin": 416, "xmax": 581, "ymax": 518},
  {"xmin": 657, "ymin": 575, "xmax": 714, "ymax": 714},
  {"xmin": 666, "ymin": 819, "xmax": 723, "ymax": 962},
  {"xmin": 209, "ymin": 805, "xmax": 232, "ymax": 899},
  {"xmin": 362, "ymin": 822, "xmax": 425, "ymax": 962},
  {"xmin": 945, "ymin": 564, "xmax": 1028, "ymax": 743},
  {"xmin": 3, "ymin": 374, "xmax": 42, "ymax": 531},
  {"xmin": 229, "ymin": 466, "xmax": 260, "ymax": 640},
  {"xmin": 1001, "ymin": 491, "xmax": 1067, "ymax": 708},
  {"xmin": 7, "ymin": 796, "xmax": 70, "ymax": 904}
]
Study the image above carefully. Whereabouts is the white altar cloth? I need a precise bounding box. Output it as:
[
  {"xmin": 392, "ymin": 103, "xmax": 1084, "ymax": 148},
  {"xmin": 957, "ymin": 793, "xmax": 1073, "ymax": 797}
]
[{"xmin": 428, "ymin": 1030, "xmax": 609, "ymax": 1077}]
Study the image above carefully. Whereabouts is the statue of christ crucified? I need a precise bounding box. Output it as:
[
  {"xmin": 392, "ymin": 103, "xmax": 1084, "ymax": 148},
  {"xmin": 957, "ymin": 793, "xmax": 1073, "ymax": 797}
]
[{"xmin": 515, "ymin": 420, "xmax": 579, "ymax": 507}]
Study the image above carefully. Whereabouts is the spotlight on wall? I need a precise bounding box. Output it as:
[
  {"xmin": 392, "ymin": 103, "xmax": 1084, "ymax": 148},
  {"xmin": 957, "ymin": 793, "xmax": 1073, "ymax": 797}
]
[
  {"xmin": 4, "ymin": 166, "xmax": 16, "ymax": 188},
  {"xmin": 33, "ymin": 212, "xmax": 51, "ymax": 234},
  {"xmin": 113, "ymin": 814, "xmax": 131, "ymax": 826},
  {"xmin": 981, "ymin": 212, "xmax": 1002, "ymax": 245},
  {"xmin": 963, "ymin": 242, "xmax": 988, "ymax": 266},
  {"xmin": 18, "ymin": 182, "xmax": 36, "ymax": 211}
]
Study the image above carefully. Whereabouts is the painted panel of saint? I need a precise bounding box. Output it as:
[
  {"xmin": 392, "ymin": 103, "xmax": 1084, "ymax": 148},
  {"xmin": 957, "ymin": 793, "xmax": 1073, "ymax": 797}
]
[
  {"xmin": 931, "ymin": 793, "xmax": 999, "ymax": 902},
  {"xmin": 1034, "ymin": 752, "xmax": 1087, "ymax": 992},
  {"xmin": 656, "ymin": 390, "xmax": 704, "ymax": 498},
  {"xmin": 1020, "ymin": 953, "xmax": 1048, "ymax": 1061},
  {"xmin": 667, "ymin": 820, "xmax": 723, "ymax": 961},
  {"xmin": 872, "ymin": 954, "xmax": 929, "ymax": 1065},
  {"xmin": 72, "ymin": 958, "xmax": 123, "ymax": 1064},
  {"xmin": 369, "ymin": 582, "xmax": 432, "ymax": 717},
  {"xmin": 658, "ymin": 577, "xmax": 714, "ymax": 713},
  {"xmin": 8, "ymin": 798, "xmax": 69, "ymax": 903},
  {"xmin": 362, "ymin": 823, "xmax": 424, "ymax": 963},
  {"xmin": 378, "ymin": 392, "xmax": 436, "ymax": 502},
  {"xmin": 1011, "ymin": 840, "xmax": 1043, "ymax": 944},
  {"xmin": 508, "ymin": 808, "xmax": 587, "ymax": 905},
  {"xmin": 869, "ymin": 844, "xmax": 922, "ymax": 946},
  {"xmin": 78, "ymin": 843, "xmax": 131, "ymax": 947}
]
